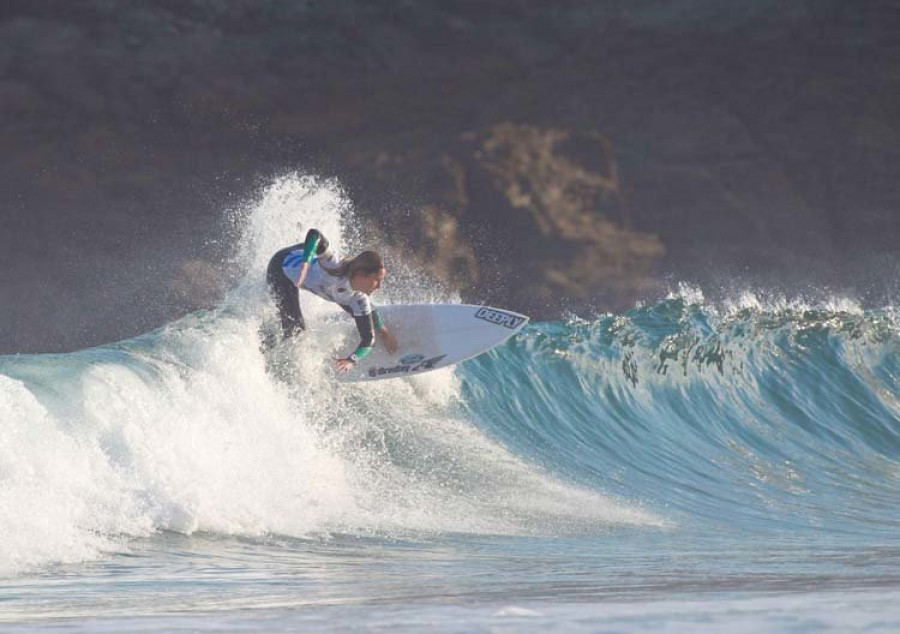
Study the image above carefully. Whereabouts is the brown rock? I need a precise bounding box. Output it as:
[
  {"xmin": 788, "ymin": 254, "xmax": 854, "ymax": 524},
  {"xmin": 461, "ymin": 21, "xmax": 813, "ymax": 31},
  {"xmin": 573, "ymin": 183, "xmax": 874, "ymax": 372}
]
[{"xmin": 352, "ymin": 122, "xmax": 665, "ymax": 317}]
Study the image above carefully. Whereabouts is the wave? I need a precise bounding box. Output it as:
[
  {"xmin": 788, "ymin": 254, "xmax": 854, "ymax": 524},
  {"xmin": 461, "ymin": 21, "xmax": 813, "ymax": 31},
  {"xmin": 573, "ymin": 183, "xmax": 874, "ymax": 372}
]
[
  {"xmin": 0, "ymin": 176, "xmax": 656, "ymax": 577},
  {"xmin": 464, "ymin": 292, "xmax": 900, "ymax": 537},
  {"xmin": 4, "ymin": 175, "xmax": 899, "ymax": 578}
]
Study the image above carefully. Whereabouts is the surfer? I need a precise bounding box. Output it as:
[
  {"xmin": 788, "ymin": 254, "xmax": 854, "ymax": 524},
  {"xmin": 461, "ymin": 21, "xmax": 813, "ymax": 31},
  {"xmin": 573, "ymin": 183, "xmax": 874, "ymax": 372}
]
[{"xmin": 266, "ymin": 228, "xmax": 398, "ymax": 372}]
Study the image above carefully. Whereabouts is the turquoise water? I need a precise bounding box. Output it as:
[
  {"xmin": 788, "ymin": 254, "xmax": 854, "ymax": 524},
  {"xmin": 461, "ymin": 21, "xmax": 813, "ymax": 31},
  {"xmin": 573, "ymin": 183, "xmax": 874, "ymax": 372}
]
[
  {"xmin": 2, "ymin": 178, "xmax": 900, "ymax": 631},
  {"xmin": 3, "ymin": 300, "xmax": 900, "ymax": 632},
  {"xmin": 467, "ymin": 304, "xmax": 900, "ymax": 537}
]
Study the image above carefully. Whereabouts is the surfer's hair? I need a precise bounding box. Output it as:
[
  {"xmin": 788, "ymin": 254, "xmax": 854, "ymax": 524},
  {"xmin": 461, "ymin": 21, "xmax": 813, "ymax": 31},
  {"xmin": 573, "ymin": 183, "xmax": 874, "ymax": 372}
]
[{"xmin": 324, "ymin": 250, "xmax": 385, "ymax": 278}]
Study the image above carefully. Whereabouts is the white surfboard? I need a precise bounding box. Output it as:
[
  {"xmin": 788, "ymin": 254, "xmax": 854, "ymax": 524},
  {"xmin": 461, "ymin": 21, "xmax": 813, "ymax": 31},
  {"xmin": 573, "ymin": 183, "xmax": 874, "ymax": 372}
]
[{"xmin": 335, "ymin": 304, "xmax": 529, "ymax": 382}]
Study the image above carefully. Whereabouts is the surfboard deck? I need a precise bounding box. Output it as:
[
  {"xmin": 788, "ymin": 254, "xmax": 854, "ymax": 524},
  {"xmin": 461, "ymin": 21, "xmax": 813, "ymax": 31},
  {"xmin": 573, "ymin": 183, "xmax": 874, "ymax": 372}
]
[{"xmin": 334, "ymin": 304, "xmax": 529, "ymax": 382}]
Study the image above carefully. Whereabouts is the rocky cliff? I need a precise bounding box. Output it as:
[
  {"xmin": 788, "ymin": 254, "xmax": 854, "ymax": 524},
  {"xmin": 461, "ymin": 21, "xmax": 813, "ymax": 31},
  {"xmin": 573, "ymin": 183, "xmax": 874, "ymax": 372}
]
[{"xmin": 2, "ymin": 1, "xmax": 899, "ymax": 351}]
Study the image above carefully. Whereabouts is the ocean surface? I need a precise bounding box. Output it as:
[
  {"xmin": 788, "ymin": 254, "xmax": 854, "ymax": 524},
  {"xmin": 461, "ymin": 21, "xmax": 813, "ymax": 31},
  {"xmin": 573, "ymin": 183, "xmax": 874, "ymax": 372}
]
[{"xmin": 3, "ymin": 177, "xmax": 900, "ymax": 632}]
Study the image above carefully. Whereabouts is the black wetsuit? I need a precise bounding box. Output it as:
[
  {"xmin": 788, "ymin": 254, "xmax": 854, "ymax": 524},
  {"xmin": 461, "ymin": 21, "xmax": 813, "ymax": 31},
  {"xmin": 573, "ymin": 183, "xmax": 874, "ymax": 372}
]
[
  {"xmin": 266, "ymin": 229, "xmax": 382, "ymax": 360},
  {"xmin": 266, "ymin": 229, "xmax": 329, "ymax": 338}
]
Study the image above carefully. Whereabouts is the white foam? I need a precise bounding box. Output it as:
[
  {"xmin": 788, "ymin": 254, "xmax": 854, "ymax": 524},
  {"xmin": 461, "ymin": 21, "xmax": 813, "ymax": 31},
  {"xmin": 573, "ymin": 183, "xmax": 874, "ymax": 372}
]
[
  {"xmin": 0, "ymin": 174, "xmax": 661, "ymax": 577},
  {"xmin": 666, "ymin": 282, "xmax": 705, "ymax": 305},
  {"xmin": 0, "ymin": 375, "xmax": 137, "ymax": 576}
]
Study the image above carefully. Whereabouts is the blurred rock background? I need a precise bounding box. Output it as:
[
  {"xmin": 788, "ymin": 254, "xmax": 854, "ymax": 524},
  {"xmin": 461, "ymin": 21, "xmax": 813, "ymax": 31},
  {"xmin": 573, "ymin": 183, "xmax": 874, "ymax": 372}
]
[{"xmin": 2, "ymin": 0, "xmax": 899, "ymax": 352}]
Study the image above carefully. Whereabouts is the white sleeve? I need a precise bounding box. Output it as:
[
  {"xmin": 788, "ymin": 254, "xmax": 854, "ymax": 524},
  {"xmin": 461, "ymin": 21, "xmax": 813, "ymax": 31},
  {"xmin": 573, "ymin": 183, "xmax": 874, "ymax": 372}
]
[
  {"xmin": 345, "ymin": 292, "xmax": 372, "ymax": 318},
  {"xmin": 318, "ymin": 248, "xmax": 341, "ymax": 269}
]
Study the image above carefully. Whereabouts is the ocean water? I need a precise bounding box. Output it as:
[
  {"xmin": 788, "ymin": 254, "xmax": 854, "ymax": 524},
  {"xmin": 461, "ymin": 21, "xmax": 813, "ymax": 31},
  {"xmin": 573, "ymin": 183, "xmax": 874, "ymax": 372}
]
[{"xmin": 3, "ymin": 176, "xmax": 900, "ymax": 632}]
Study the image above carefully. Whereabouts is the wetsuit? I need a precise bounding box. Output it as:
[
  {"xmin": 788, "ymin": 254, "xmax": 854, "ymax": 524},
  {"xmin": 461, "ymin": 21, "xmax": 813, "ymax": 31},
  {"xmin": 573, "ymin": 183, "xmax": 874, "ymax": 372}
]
[{"xmin": 266, "ymin": 229, "xmax": 383, "ymax": 362}]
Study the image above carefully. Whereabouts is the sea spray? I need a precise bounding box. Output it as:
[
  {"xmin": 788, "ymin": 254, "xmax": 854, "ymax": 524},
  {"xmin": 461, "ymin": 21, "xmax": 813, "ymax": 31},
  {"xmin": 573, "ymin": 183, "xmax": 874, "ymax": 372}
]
[{"xmin": 0, "ymin": 175, "xmax": 659, "ymax": 576}]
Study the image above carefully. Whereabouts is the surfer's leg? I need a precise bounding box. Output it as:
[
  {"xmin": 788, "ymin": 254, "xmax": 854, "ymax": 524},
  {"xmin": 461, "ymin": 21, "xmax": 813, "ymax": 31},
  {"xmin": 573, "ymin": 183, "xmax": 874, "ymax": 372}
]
[
  {"xmin": 268, "ymin": 277, "xmax": 305, "ymax": 339},
  {"xmin": 280, "ymin": 283, "xmax": 305, "ymax": 338},
  {"xmin": 266, "ymin": 250, "xmax": 306, "ymax": 342}
]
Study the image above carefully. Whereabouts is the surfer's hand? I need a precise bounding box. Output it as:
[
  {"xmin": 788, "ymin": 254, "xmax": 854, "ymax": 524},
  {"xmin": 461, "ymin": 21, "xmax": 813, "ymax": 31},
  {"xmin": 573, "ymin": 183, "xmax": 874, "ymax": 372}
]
[
  {"xmin": 296, "ymin": 263, "xmax": 309, "ymax": 288},
  {"xmin": 334, "ymin": 357, "xmax": 355, "ymax": 372},
  {"xmin": 380, "ymin": 327, "xmax": 399, "ymax": 355}
]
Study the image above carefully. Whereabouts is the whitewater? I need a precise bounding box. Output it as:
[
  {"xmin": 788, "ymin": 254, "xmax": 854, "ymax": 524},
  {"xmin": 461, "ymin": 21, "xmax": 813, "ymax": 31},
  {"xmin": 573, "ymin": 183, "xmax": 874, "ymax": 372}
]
[{"xmin": 2, "ymin": 176, "xmax": 900, "ymax": 632}]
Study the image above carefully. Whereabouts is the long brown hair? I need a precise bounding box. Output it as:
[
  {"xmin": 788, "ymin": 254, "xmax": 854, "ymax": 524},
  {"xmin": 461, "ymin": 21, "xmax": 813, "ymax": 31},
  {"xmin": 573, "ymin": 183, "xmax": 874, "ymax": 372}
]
[{"xmin": 323, "ymin": 250, "xmax": 384, "ymax": 279}]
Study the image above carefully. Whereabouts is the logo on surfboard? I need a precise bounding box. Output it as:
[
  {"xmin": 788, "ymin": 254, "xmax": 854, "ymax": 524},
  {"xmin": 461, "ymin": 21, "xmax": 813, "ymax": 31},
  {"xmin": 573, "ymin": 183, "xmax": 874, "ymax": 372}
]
[
  {"xmin": 474, "ymin": 307, "xmax": 525, "ymax": 330},
  {"xmin": 369, "ymin": 354, "xmax": 448, "ymax": 378}
]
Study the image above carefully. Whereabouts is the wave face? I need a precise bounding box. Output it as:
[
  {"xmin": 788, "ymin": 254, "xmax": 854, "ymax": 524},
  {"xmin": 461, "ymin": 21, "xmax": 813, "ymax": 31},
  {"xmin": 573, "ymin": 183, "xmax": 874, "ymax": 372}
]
[
  {"xmin": 2, "ymin": 175, "xmax": 899, "ymax": 578},
  {"xmin": 464, "ymin": 296, "xmax": 900, "ymax": 537}
]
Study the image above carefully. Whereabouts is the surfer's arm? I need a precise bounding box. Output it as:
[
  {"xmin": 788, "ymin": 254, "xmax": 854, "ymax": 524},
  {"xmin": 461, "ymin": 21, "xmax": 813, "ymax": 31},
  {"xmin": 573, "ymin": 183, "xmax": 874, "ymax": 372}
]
[
  {"xmin": 334, "ymin": 300, "xmax": 396, "ymax": 371},
  {"xmin": 295, "ymin": 229, "xmax": 332, "ymax": 287},
  {"xmin": 350, "ymin": 313, "xmax": 376, "ymax": 362},
  {"xmin": 334, "ymin": 314, "xmax": 376, "ymax": 372},
  {"xmin": 295, "ymin": 263, "xmax": 309, "ymax": 287},
  {"xmin": 302, "ymin": 229, "xmax": 330, "ymax": 262},
  {"xmin": 337, "ymin": 309, "xmax": 402, "ymax": 370},
  {"xmin": 372, "ymin": 309, "xmax": 398, "ymax": 354}
]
